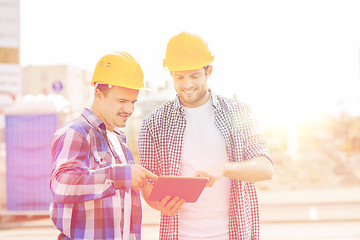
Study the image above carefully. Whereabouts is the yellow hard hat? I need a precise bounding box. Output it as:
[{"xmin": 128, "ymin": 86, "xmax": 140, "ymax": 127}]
[
  {"xmin": 163, "ymin": 32, "xmax": 214, "ymax": 71},
  {"xmin": 90, "ymin": 51, "xmax": 144, "ymax": 89}
]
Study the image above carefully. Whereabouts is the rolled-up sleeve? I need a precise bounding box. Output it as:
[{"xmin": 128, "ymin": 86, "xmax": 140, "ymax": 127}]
[
  {"xmin": 50, "ymin": 129, "xmax": 131, "ymax": 203},
  {"xmin": 235, "ymin": 103, "xmax": 273, "ymax": 164}
]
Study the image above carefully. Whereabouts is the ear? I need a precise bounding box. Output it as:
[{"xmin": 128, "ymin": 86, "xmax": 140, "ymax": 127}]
[
  {"xmin": 94, "ymin": 88, "xmax": 103, "ymax": 101},
  {"xmin": 206, "ymin": 65, "xmax": 213, "ymax": 77}
]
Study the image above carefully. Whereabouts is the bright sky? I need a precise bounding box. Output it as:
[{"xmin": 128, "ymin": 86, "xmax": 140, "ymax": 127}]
[{"xmin": 20, "ymin": 0, "xmax": 360, "ymax": 122}]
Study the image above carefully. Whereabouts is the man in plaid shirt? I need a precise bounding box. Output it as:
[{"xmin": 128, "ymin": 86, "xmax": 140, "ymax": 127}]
[
  {"xmin": 138, "ymin": 32, "xmax": 273, "ymax": 240},
  {"xmin": 50, "ymin": 52, "xmax": 157, "ymax": 240}
]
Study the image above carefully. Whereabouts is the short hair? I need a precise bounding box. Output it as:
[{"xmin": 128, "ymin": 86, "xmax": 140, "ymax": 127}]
[{"xmin": 96, "ymin": 83, "xmax": 112, "ymax": 96}]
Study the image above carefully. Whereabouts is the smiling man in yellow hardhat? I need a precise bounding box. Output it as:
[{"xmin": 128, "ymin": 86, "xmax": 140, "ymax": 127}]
[
  {"xmin": 50, "ymin": 51, "xmax": 157, "ymax": 240},
  {"xmin": 139, "ymin": 32, "xmax": 274, "ymax": 240}
]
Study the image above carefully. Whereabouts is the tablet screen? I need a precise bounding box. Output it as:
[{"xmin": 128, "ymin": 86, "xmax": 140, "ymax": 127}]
[{"xmin": 149, "ymin": 176, "xmax": 208, "ymax": 203}]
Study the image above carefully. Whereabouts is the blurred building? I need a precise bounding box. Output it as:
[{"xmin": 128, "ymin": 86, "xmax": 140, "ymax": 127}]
[
  {"xmin": 0, "ymin": 0, "xmax": 21, "ymax": 111},
  {"xmin": 22, "ymin": 65, "xmax": 93, "ymax": 114}
]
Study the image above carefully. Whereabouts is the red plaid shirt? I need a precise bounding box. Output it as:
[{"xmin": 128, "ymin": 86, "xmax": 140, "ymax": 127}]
[
  {"xmin": 50, "ymin": 108, "xmax": 142, "ymax": 240},
  {"xmin": 138, "ymin": 92, "xmax": 272, "ymax": 240}
]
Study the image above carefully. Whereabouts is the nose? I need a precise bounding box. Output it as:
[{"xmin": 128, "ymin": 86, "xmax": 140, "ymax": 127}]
[
  {"xmin": 183, "ymin": 77, "xmax": 193, "ymax": 89},
  {"xmin": 124, "ymin": 102, "xmax": 135, "ymax": 114}
]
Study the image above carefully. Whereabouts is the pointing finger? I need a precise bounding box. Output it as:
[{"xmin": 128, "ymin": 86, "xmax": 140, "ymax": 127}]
[{"xmin": 144, "ymin": 169, "xmax": 158, "ymax": 181}]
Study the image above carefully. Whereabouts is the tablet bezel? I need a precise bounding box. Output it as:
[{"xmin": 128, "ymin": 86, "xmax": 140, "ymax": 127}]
[{"xmin": 148, "ymin": 176, "xmax": 208, "ymax": 203}]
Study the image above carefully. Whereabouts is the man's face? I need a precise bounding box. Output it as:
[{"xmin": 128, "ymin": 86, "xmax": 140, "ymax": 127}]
[
  {"xmin": 172, "ymin": 67, "xmax": 212, "ymax": 108},
  {"xmin": 97, "ymin": 86, "xmax": 139, "ymax": 130}
]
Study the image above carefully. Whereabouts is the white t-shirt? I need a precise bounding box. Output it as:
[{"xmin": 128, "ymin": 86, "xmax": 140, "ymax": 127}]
[
  {"xmin": 179, "ymin": 98, "xmax": 230, "ymax": 240},
  {"xmin": 107, "ymin": 130, "xmax": 133, "ymax": 240}
]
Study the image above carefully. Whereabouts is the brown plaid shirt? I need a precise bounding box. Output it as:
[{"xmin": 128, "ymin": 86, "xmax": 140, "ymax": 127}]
[{"xmin": 138, "ymin": 92, "xmax": 272, "ymax": 240}]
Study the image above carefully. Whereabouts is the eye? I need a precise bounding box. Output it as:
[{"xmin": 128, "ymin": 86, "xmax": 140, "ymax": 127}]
[{"xmin": 191, "ymin": 74, "xmax": 200, "ymax": 79}]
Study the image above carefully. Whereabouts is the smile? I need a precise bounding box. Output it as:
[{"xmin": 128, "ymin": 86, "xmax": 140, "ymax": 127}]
[{"xmin": 182, "ymin": 88, "xmax": 196, "ymax": 96}]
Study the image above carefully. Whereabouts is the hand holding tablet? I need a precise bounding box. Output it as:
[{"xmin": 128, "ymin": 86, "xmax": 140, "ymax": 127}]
[{"xmin": 149, "ymin": 176, "xmax": 209, "ymax": 203}]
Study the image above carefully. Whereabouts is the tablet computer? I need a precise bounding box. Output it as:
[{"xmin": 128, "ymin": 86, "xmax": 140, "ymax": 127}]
[{"xmin": 149, "ymin": 176, "xmax": 208, "ymax": 203}]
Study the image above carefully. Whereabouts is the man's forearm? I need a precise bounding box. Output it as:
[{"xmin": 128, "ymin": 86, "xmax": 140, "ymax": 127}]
[
  {"xmin": 224, "ymin": 156, "xmax": 273, "ymax": 182},
  {"xmin": 50, "ymin": 164, "xmax": 131, "ymax": 203}
]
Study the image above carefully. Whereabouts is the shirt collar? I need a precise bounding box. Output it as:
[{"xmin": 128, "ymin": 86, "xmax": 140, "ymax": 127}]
[
  {"xmin": 210, "ymin": 91, "xmax": 222, "ymax": 111},
  {"xmin": 174, "ymin": 95, "xmax": 183, "ymax": 111},
  {"xmin": 81, "ymin": 108, "xmax": 106, "ymax": 131}
]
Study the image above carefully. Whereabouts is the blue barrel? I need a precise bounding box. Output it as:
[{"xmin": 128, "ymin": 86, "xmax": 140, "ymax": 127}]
[{"xmin": 5, "ymin": 114, "xmax": 58, "ymax": 211}]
